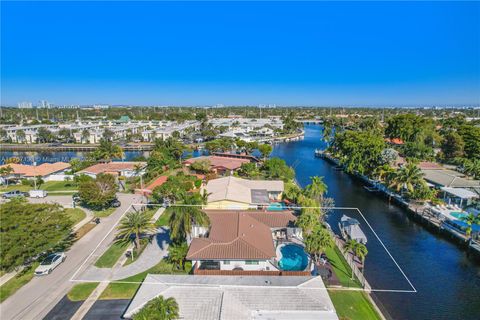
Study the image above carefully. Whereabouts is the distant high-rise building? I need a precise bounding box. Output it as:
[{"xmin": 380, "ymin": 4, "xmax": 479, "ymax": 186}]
[
  {"xmin": 39, "ymin": 100, "xmax": 51, "ymax": 108},
  {"xmin": 93, "ymin": 104, "xmax": 110, "ymax": 109},
  {"xmin": 18, "ymin": 101, "xmax": 33, "ymax": 109}
]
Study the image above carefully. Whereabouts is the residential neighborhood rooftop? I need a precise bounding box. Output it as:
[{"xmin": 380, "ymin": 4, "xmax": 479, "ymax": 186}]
[
  {"xmin": 123, "ymin": 274, "xmax": 338, "ymax": 320},
  {"xmin": 0, "ymin": 162, "xmax": 71, "ymax": 177},
  {"xmin": 187, "ymin": 210, "xmax": 296, "ymax": 260},
  {"xmin": 205, "ymin": 176, "xmax": 284, "ymax": 205},
  {"xmin": 184, "ymin": 155, "xmax": 250, "ymax": 171},
  {"xmin": 79, "ymin": 161, "xmax": 147, "ymax": 176}
]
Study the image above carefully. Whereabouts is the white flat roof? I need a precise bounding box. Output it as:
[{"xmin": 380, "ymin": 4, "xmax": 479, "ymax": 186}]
[
  {"xmin": 441, "ymin": 187, "xmax": 479, "ymax": 199},
  {"xmin": 123, "ymin": 275, "xmax": 338, "ymax": 320}
]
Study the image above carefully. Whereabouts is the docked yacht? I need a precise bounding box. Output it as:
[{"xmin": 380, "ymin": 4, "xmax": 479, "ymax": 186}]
[{"xmin": 339, "ymin": 215, "xmax": 368, "ymax": 244}]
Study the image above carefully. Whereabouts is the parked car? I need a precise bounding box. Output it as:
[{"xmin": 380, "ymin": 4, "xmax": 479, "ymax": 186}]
[
  {"xmin": 110, "ymin": 198, "xmax": 121, "ymax": 208},
  {"xmin": 2, "ymin": 190, "xmax": 28, "ymax": 199},
  {"xmin": 34, "ymin": 252, "xmax": 66, "ymax": 275},
  {"xmin": 29, "ymin": 189, "xmax": 48, "ymax": 198}
]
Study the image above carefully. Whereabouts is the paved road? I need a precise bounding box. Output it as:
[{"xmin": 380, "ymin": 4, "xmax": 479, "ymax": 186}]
[{"xmin": 0, "ymin": 193, "xmax": 142, "ymax": 320}]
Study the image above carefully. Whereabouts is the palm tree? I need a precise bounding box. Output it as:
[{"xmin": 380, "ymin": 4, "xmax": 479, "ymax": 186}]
[
  {"xmin": 168, "ymin": 242, "xmax": 188, "ymax": 270},
  {"xmin": 343, "ymin": 239, "xmax": 368, "ymax": 280},
  {"xmin": 373, "ymin": 164, "xmax": 395, "ymax": 183},
  {"xmin": 199, "ymin": 189, "xmax": 211, "ymax": 206},
  {"xmin": 343, "ymin": 239, "xmax": 358, "ymax": 279},
  {"xmin": 304, "ymin": 176, "xmax": 328, "ymax": 202},
  {"xmin": 133, "ymin": 296, "xmax": 179, "ymax": 320},
  {"xmin": 461, "ymin": 213, "xmax": 480, "ymax": 237},
  {"xmin": 116, "ymin": 211, "xmax": 156, "ymax": 248},
  {"xmin": 168, "ymin": 193, "xmax": 210, "ymax": 242},
  {"xmin": 282, "ymin": 181, "xmax": 302, "ymax": 203},
  {"xmin": 296, "ymin": 212, "xmax": 319, "ymax": 236},
  {"xmin": 304, "ymin": 226, "xmax": 333, "ymax": 262},
  {"xmin": 388, "ymin": 163, "xmax": 424, "ymax": 195},
  {"xmin": 354, "ymin": 242, "xmax": 368, "ymax": 272},
  {"xmin": 0, "ymin": 165, "xmax": 14, "ymax": 187},
  {"xmin": 81, "ymin": 129, "xmax": 90, "ymax": 143}
]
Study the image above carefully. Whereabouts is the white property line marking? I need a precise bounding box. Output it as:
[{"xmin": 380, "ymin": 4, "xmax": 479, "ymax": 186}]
[
  {"xmin": 354, "ymin": 207, "xmax": 417, "ymax": 293},
  {"xmin": 70, "ymin": 204, "xmax": 417, "ymax": 293},
  {"xmin": 69, "ymin": 204, "xmax": 133, "ymax": 281}
]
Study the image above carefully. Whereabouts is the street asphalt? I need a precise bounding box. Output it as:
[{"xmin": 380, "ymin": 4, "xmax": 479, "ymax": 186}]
[{"xmin": 0, "ymin": 193, "xmax": 142, "ymax": 320}]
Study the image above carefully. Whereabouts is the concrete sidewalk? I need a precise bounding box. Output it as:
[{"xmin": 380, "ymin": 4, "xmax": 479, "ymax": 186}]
[{"xmin": 77, "ymin": 227, "xmax": 171, "ymax": 282}]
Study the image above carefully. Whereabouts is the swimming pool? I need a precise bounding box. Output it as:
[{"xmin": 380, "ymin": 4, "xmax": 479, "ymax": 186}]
[
  {"xmin": 450, "ymin": 212, "xmax": 468, "ymax": 219},
  {"xmin": 267, "ymin": 202, "xmax": 287, "ymax": 211},
  {"xmin": 277, "ymin": 244, "xmax": 309, "ymax": 271}
]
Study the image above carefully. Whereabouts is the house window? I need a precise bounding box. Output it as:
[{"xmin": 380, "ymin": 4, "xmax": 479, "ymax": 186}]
[
  {"xmin": 245, "ymin": 260, "xmax": 259, "ymax": 265},
  {"xmin": 223, "ymin": 260, "xmax": 230, "ymax": 265}
]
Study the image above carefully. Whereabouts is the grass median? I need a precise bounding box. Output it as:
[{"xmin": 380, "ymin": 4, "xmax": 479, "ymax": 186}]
[
  {"xmin": 99, "ymin": 260, "xmax": 191, "ymax": 300},
  {"xmin": 94, "ymin": 242, "xmax": 129, "ymax": 268},
  {"xmin": 64, "ymin": 208, "xmax": 87, "ymax": 226},
  {"xmin": 67, "ymin": 282, "xmax": 100, "ymax": 301}
]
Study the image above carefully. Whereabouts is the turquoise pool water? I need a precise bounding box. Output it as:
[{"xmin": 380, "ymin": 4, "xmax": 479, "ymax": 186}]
[
  {"xmin": 278, "ymin": 244, "xmax": 309, "ymax": 271},
  {"xmin": 267, "ymin": 202, "xmax": 286, "ymax": 211},
  {"xmin": 450, "ymin": 212, "xmax": 467, "ymax": 219}
]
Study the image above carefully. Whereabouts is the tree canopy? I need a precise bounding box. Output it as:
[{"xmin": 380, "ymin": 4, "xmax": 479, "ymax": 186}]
[
  {"xmin": 78, "ymin": 173, "xmax": 117, "ymax": 209},
  {"xmin": 0, "ymin": 199, "xmax": 73, "ymax": 271},
  {"xmin": 133, "ymin": 296, "xmax": 179, "ymax": 320},
  {"xmin": 331, "ymin": 130, "xmax": 385, "ymax": 175}
]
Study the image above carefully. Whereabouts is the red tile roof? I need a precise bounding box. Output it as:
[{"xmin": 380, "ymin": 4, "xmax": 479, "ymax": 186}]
[
  {"xmin": 385, "ymin": 138, "xmax": 404, "ymax": 145},
  {"xmin": 0, "ymin": 162, "xmax": 71, "ymax": 177},
  {"xmin": 79, "ymin": 162, "xmax": 146, "ymax": 175},
  {"xmin": 184, "ymin": 156, "xmax": 250, "ymax": 171},
  {"xmin": 186, "ymin": 210, "xmax": 296, "ymax": 260}
]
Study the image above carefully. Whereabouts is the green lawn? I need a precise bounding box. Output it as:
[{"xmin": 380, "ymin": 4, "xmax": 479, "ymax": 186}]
[
  {"xmin": 0, "ymin": 263, "xmax": 39, "ymax": 303},
  {"xmin": 67, "ymin": 282, "xmax": 99, "ymax": 301},
  {"xmin": 328, "ymin": 290, "xmax": 382, "ymax": 320},
  {"xmin": 99, "ymin": 260, "xmax": 191, "ymax": 300},
  {"xmin": 155, "ymin": 209, "xmax": 171, "ymax": 226},
  {"xmin": 93, "ymin": 207, "xmax": 116, "ymax": 218},
  {"xmin": 325, "ymin": 246, "xmax": 362, "ymax": 288},
  {"xmin": 0, "ymin": 181, "xmax": 78, "ymax": 193},
  {"xmin": 94, "ymin": 242, "xmax": 129, "ymax": 268},
  {"xmin": 64, "ymin": 208, "xmax": 87, "ymax": 225},
  {"xmin": 0, "ymin": 184, "xmax": 32, "ymax": 192},
  {"xmin": 40, "ymin": 181, "xmax": 78, "ymax": 192}
]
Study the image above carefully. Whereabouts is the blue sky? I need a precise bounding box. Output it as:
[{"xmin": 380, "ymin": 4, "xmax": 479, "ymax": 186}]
[{"xmin": 1, "ymin": 1, "xmax": 479, "ymax": 106}]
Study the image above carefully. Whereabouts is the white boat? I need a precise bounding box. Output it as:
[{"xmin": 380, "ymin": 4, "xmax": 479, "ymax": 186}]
[{"xmin": 339, "ymin": 215, "xmax": 368, "ymax": 244}]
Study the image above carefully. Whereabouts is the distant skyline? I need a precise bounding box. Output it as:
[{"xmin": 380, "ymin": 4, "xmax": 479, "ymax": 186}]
[{"xmin": 1, "ymin": 1, "xmax": 479, "ymax": 106}]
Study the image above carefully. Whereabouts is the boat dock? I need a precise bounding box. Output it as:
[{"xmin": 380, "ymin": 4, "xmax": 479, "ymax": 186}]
[{"xmin": 317, "ymin": 152, "xmax": 479, "ymax": 256}]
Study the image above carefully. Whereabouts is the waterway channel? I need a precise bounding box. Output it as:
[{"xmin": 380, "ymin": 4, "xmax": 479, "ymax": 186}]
[{"xmin": 271, "ymin": 124, "xmax": 480, "ymax": 320}]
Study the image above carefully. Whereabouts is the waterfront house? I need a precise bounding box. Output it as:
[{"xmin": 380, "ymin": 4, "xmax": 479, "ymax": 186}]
[
  {"xmin": 78, "ymin": 161, "xmax": 146, "ymax": 179},
  {"xmin": 187, "ymin": 210, "xmax": 305, "ymax": 273},
  {"xmin": 123, "ymin": 275, "xmax": 339, "ymax": 320},
  {"xmin": 203, "ymin": 176, "xmax": 284, "ymax": 210},
  {"xmin": 0, "ymin": 162, "xmax": 71, "ymax": 183},
  {"xmin": 183, "ymin": 155, "xmax": 251, "ymax": 175}
]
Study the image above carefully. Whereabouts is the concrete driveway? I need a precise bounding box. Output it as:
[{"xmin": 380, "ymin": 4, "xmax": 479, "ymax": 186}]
[
  {"xmin": 0, "ymin": 193, "xmax": 142, "ymax": 320},
  {"xmin": 28, "ymin": 195, "xmax": 75, "ymax": 207}
]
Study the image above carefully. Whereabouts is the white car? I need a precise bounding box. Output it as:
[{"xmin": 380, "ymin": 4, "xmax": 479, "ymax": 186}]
[{"xmin": 35, "ymin": 252, "xmax": 66, "ymax": 275}]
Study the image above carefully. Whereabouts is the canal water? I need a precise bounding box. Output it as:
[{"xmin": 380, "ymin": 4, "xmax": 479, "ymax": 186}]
[{"xmin": 271, "ymin": 125, "xmax": 480, "ymax": 320}]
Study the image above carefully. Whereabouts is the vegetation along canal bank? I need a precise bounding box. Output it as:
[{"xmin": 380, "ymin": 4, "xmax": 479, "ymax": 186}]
[{"xmin": 272, "ymin": 124, "xmax": 480, "ymax": 320}]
